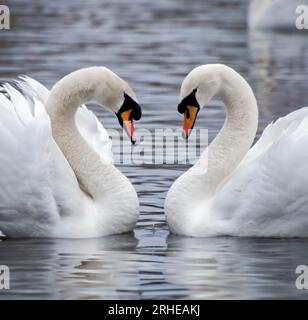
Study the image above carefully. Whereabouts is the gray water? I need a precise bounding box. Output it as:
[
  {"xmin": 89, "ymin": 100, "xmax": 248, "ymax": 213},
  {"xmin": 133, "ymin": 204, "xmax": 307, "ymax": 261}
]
[{"xmin": 0, "ymin": 0, "xmax": 308, "ymax": 299}]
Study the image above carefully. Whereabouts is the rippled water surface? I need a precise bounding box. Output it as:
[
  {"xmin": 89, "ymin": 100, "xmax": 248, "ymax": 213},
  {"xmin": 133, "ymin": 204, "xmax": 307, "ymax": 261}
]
[{"xmin": 1, "ymin": 0, "xmax": 308, "ymax": 299}]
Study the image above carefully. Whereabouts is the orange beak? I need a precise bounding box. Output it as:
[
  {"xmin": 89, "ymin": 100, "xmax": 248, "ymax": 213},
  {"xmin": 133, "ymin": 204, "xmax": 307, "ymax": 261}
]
[
  {"xmin": 183, "ymin": 105, "xmax": 199, "ymax": 139},
  {"xmin": 119, "ymin": 109, "xmax": 136, "ymax": 144}
]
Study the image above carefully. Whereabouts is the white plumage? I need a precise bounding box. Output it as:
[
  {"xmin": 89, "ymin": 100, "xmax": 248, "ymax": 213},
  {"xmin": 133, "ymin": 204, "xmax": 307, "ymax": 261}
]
[
  {"xmin": 211, "ymin": 107, "xmax": 308, "ymax": 237},
  {"xmin": 0, "ymin": 67, "xmax": 139, "ymax": 238},
  {"xmin": 165, "ymin": 64, "xmax": 308, "ymax": 237}
]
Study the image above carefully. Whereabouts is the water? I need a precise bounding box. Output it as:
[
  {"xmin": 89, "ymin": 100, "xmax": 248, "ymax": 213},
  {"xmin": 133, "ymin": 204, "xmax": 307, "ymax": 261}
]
[{"xmin": 0, "ymin": 0, "xmax": 308, "ymax": 299}]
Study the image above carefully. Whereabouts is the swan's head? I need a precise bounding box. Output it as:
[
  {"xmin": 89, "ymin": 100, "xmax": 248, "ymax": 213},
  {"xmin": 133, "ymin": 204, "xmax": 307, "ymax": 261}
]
[
  {"xmin": 178, "ymin": 64, "xmax": 221, "ymax": 139},
  {"xmin": 115, "ymin": 93, "xmax": 142, "ymax": 145},
  {"xmin": 92, "ymin": 67, "xmax": 142, "ymax": 144}
]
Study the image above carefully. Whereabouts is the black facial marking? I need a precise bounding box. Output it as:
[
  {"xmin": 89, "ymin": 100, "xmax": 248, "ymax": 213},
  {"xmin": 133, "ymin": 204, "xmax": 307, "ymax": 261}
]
[
  {"xmin": 116, "ymin": 93, "xmax": 142, "ymax": 126},
  {"xmin": 177, "ymin": 88, "xmax": 199, "ymax": 114}
]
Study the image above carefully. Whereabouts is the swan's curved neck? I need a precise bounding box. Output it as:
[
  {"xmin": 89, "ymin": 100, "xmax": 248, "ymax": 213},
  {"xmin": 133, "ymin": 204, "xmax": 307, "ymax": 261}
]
[
  {"xmin": 196, "ymin": 67, "xmax": 258, "ymax": 196},
  {"xmin": 45, "ymin": 68, "xmax": 117, "ymax": 198}
]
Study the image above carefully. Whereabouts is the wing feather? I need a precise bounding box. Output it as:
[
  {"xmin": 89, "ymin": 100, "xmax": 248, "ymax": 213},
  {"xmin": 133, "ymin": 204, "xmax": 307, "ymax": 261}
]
[
  {"xmin": 213, "ymin": 107, "xmax": 308, "ymax": 237},
  {"xmin": 0, "ymin": 75, "xmax": 113, "ymax": 237}
]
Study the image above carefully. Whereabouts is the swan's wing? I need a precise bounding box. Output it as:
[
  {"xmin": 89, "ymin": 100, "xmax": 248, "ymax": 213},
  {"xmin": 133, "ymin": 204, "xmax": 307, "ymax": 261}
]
[
  {"xmin": 0, "ymin": 82, "xmax": 83, "ymax": 237},
  {"xmin": 213, "ymin": 107, "xmax": 308, "ymax": 237},
  {"xmin": 19, "ymin": 76, "xmax": 114, "ymax": 164},
  {"xmin": 0, "ymin": 76, "xmax": 114, "ymax": 237},
  {"xmin": 241, "ymin": 107, "xmax": 308, "ymax": 165}
]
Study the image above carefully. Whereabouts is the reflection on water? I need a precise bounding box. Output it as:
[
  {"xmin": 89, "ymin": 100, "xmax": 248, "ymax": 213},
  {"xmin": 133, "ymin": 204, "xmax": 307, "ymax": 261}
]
[
  {"xmin": 0, "ymin": 0, "xmax": 308, "ymax": 299},
  {"xmin": 1, "ymin": 235, "xmax": 308, "ymax": 299}
]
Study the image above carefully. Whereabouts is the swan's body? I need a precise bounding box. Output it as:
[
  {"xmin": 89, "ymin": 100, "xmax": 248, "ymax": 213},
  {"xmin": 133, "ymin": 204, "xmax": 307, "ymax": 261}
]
[
  {"xmin": 165, "ymin": 64, "xmax": 308, "ymax": 237},
  {"xmin": 249, "ymin": 0, "xmax": 307, "ymax": 31},
  {"xmin": 0, "ymin": 67, "xmax": 141, "ymax": 238}
]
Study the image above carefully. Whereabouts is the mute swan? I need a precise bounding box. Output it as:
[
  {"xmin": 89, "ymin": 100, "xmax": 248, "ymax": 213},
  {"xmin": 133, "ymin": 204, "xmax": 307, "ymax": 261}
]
[
  {"xmin": 165, "ymin": 64, "xmax": 308, "ymax": 237},
  {"xmin": 0, "ymin": 67, "xmax": 141, "ymax": 238}
]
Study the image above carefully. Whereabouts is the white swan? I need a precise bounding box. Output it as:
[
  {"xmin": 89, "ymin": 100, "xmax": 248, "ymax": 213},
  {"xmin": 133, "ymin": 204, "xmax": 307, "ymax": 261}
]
[
  {"xmin": 249, "ymin": 0, "xmax": 307, "ymax": 31},
  {"xmin": 165, "ymin": 64, "xmax": 308, "ymax": 238},
  {"xmin": 0, "ymin": 67, "xmax": 142, "ymax": 238}
]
